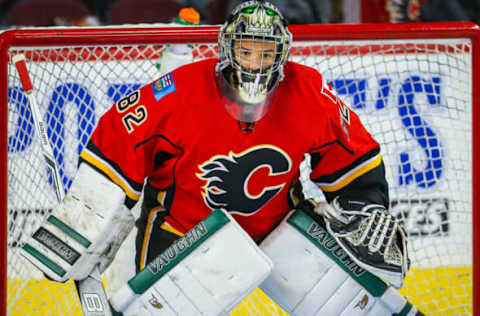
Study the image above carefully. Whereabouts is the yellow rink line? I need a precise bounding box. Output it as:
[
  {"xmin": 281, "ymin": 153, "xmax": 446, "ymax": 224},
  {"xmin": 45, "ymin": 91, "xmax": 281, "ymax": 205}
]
[{"xmin": 7, "ymin": 266, "xmax": 472, "ymax": 316}]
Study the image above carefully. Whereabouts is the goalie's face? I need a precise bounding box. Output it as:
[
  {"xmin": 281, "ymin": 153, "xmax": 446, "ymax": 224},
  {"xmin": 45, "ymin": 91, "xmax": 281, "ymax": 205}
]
[
  {"xmin": 216, "ymin": 1, "xmax": 292, "ymax": 124},
  {"xmin": 215, "ymin": 38, "xmax": 280, "ymax": 124},
  {"xmin": 233, "ymin": 39, "xmax": 276, "ymax": 72}
]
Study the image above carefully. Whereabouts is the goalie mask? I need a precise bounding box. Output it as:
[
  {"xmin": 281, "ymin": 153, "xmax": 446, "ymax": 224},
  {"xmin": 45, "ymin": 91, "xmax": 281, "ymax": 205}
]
[{"xmin": 216, "ymin": 0, "xmax": 292, "ymax": 123}]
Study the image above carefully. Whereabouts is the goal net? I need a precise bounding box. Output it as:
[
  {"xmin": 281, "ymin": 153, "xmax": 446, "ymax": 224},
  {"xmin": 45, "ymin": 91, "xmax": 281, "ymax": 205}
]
[{"xmin": 1, "ymin": 22, "xmax": 478, "ymax": 316}]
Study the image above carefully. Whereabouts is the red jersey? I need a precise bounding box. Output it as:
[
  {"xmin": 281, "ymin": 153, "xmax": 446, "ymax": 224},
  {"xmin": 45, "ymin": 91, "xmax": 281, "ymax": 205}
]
[{"xmin": 80, "ymin": 58, "xmax": 385, "ymax": 241}]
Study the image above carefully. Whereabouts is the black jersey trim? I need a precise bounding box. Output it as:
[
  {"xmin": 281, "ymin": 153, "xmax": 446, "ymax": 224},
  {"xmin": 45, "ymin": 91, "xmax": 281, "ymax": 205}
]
[
  {"xmin": 310, "ymin": 140, "xmax": 355, "ymax": 155},
  {"xmin": 134, "ymin": 134, "xmax": 183, "ymax": 153},
  {"xmin": 312, "ymin": 148, "xmax": 382, "ymax": 192}
]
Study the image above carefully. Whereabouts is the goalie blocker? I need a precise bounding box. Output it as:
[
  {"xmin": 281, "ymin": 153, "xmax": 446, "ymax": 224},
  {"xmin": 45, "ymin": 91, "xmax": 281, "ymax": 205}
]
[
  {"xmin": 109, "ymin": 209, "xmax": 273, "ymax": 316},
  {"xmin": 259, "ymin": 208, "xmax": 424, "ymax": 316},
  {"xmin": 20, "ymin": 163, "xmax": 135, "ymax": 282}
]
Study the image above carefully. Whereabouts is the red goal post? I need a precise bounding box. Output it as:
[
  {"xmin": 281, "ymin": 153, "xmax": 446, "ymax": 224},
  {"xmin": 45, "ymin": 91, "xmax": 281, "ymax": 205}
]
[{"xmin": 0, "ymin": 22, "xmax": 479, "ymax": 316}]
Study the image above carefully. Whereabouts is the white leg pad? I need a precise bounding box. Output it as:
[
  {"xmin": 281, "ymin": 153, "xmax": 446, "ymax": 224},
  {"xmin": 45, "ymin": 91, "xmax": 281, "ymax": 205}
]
[
  {"xmin": 260, "ymin": 210, "xmax": 411, "ymax": 316},
  {"xmin": 110, "ymin": 209, "xmax": 273, "ymax": 316}
]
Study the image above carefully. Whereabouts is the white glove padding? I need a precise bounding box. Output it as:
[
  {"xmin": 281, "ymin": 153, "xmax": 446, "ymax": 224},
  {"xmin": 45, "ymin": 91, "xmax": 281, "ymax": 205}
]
[
  {"xmin": 20, "ymin": 163, "xmax": 135, "ymax": 282},
  {"xmin": 315, "ymin": 197, "xmax": 409, "ymax": 289}
]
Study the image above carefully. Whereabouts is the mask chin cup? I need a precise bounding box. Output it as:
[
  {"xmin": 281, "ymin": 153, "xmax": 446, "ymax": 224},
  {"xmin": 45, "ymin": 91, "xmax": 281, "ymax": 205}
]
[{"xmin": 215, "ymin": 69, "xmax": 278, "ymax": 123}]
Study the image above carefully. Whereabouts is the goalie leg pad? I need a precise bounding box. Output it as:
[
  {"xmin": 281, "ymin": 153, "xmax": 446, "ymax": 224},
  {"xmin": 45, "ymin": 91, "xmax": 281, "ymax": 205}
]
[
  {"xmin": 260, "ymin": 209, "xmax": 414, "ymax": 316},
  {"xmin": 110, "ymin": 209, "xmax": 273, "ymax": 316},
  {"xmin": 20, "ymin": 163, "xmax": 135, "ymax": 282}
]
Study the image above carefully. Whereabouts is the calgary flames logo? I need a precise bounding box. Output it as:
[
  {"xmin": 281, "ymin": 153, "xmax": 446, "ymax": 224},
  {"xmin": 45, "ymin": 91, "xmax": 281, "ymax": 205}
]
[{"xmin": 197, "ymin": 145, "xmax": 291, "ymax": 215}]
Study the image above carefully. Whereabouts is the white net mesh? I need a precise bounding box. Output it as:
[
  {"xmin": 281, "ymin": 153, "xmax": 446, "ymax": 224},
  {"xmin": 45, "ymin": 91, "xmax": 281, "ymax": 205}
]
[{"xmin": 4, "ymin": 26, "xmax": 474, "ymax": 316}]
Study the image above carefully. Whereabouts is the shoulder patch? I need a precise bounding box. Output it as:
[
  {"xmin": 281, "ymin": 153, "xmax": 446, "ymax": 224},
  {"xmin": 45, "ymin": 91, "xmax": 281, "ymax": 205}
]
[{"xmin": 152, "ymin": 73, "xmax": 176, "ymax": 101}]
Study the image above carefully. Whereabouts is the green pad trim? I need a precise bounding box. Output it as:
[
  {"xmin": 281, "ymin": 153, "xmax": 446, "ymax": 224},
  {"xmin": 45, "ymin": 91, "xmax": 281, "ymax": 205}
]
[
  {"xmin": 394, "ymin": 302, "xmax": 414, "ymax": 316},
  {"xmin": 23, "ymin": 244, "xmax": 66, "ymax": 277},
  {"xmin": 128, "ymin": 209, "xmax": 230, "ymax": 294},
  {"xmin": 286, "ymin": 210, "xmax": 389, "ymax": 297},
  {"xmin": 47, "ymin": 215, "xmax": 91, "ymax": 248}
]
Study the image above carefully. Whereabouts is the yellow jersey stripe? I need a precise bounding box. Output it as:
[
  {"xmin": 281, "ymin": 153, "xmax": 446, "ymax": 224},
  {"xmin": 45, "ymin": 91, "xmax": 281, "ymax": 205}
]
[
  {"xmin": 157, "ymin": 191, "xmax": 166, "ymax": 206},
  {"xmin": 160, "ymin": 222, "xmax": 185, "ymax": 237},
  {"xmin": 139, "ymin": 206, "xmax": 164, "ymax": 270},
  {"xmin": 80, "ymin": 150, "xmax": 141, "ymax": 201},
  {"xmin": 289, "ymin": 187, "xmax": 300, "ymax": 206},
  {"xmin": 318, "ymin": 154, "xmax": 382, "ymax": 192}
]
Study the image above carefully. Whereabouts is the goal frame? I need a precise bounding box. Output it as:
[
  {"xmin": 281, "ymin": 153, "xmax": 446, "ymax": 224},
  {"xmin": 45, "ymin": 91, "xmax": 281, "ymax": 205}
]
[{"xmin": 0, "ymin": 21, "xmax": 479, "ymax": 316}]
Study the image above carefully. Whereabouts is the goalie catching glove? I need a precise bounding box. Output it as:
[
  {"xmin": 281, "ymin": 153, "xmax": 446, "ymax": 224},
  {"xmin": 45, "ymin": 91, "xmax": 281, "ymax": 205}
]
[{"xmin": 315, "ymin": 197, "xmax": 409, "ymax": 289}]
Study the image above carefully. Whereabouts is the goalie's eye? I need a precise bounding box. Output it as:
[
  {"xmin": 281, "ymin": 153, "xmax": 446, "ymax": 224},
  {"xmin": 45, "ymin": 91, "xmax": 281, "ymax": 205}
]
[
  {"xmin": 265, "ymin": 8, "xmax": 278, "ymax": 17},
  {"xmin": 242, "ymin": 7, "xmax": 255, "ymax": 14}
]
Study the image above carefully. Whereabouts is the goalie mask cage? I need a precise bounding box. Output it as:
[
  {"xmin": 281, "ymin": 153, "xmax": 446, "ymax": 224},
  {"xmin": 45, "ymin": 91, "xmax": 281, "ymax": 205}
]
[{"xmin": 0, "ymin": 22, "xmax": 479, "ymax": 316}]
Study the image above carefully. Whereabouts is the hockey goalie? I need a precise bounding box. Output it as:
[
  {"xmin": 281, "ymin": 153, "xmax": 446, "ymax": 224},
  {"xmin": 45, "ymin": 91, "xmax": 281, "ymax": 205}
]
[{"xmin": 20, "ymin": 1, "xmax": 419, "ymax": 315}]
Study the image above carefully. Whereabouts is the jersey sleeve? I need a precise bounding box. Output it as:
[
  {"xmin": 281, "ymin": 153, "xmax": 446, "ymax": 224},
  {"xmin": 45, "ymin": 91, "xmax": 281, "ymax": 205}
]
[
  {"xmin": 79, "ymin": 73, "xmax": 182, "ymax": 206},
  {"xmin": 308, "ymin": 77, "xmax": 389, "ymax": 206}
]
